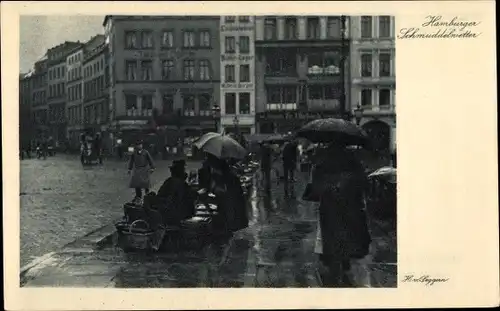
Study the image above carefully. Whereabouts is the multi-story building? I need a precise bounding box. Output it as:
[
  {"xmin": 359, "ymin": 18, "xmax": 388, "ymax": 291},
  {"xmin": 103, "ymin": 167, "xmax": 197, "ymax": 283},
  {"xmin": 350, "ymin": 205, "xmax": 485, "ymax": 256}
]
[
  {"xmin": 19, "ymin": 72, "xmax": 34, "ymax": 150},
  {"xmin": 103, "ymin": 15, "xmax": 221, "ymax": 148},
  {"xmin": 82, "ymin": 35, "xmax": 110, "ymax": 147},
  {"xmin": 31, "ymin": 55, "xmax": 49, "ymax": 142},
  {"xmin": 219, "ymin": 16, "xmax": 256, "ymax": 134},
  {"xmin": 350, "ymin": 16, "xmax": 396, "ymax": 151},
  {"xmin": 46, "ymin": 41, "xmax": 81, "ymax": 143},
  {"xmin": 254, "ymin": 16, "xmax": 351, "ymax": 134},
  {"xmin": 65, "ymin": 43, "xmax": 85, "ymax": 150}
]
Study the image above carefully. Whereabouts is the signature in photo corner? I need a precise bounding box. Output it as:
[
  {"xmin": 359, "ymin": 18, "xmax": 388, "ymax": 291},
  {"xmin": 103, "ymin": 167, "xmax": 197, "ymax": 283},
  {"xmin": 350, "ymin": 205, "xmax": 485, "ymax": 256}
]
[{"xmin": 401, "ymin": 274, "xmax": 450, "ymax": 286}]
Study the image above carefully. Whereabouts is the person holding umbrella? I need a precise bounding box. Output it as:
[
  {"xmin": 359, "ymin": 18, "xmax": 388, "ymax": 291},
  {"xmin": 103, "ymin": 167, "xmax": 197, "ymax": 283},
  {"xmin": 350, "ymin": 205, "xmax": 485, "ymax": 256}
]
[
  {"xmin": 297, "ymin": 118, "xmax": 372, "ymax": 286},
  {"xmin": 193, "ymin": 133, "xmax": 249, "ymax": 232},
  {"xmin": 128, "ymin": 140, "xmax": 155, "ymax": 203}
]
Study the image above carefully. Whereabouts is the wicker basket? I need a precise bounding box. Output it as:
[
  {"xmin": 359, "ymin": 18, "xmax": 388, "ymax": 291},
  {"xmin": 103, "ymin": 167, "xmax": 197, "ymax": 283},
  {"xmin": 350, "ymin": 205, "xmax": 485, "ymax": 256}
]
[{"xmin": 120, "ymin": 219, "xmax": 154, "ymax": 250}]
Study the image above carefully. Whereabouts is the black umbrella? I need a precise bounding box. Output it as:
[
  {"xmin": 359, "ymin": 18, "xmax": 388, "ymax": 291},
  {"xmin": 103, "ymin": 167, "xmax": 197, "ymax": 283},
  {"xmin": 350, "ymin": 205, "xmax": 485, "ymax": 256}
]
[
  {"xmin": 261, "ymin": 133, "xmax": 290, "ymax": 145},
  {"xmin": 296, "ymin": 118, "xmax": 369, "ymax": 146}
]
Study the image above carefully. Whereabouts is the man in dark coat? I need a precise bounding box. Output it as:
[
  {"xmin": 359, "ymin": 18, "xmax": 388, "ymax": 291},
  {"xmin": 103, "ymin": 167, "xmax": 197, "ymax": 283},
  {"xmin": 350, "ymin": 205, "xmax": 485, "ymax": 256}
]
[
  {"xmin": 282, "ymin": 140, "xmax": 298, "ymax": 183},
  {"xmin": 156, "ymin": 159, "xmax": 196, "ymax": 225},
  {"xmin": 260, "ymin": 143, "xmax": 272, "ymax": 192},
  {"xmin": 128, "ymin": 140, "xmax": 155, "ymax": 201}
]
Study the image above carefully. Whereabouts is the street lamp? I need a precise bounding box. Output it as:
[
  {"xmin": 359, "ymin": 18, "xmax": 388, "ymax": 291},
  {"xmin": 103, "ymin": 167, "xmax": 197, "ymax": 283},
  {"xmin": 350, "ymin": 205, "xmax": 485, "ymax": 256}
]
[
  {"xmin": 233, "ymin": 115, "xmax": 240, "ymax": 135},
  {"xmin": 211, "ymin": 104, "xmax": 221, "ymax": 133},
  {"xmin": 354, "ymin": 103, "xmax": 364, "ymax": 126}
]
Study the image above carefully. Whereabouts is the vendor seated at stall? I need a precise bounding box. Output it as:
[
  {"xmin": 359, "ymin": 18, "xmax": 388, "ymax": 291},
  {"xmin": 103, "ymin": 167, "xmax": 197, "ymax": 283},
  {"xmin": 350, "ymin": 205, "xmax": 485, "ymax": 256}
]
[{"xmin": 155, "ymin": 160, "xmax": 197, "ymax": 224}]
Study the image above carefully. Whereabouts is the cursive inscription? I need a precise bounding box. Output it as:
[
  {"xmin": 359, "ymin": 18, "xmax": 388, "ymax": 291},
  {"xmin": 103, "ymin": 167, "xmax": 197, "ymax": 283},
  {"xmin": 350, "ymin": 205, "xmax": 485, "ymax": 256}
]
[
  {"xmin": 398, "ymin": 15, "xmax": 482, "ymax": 39},
  {"xmin": 402, "ymin": 274, "xmax": 450, "ymax": 286}
]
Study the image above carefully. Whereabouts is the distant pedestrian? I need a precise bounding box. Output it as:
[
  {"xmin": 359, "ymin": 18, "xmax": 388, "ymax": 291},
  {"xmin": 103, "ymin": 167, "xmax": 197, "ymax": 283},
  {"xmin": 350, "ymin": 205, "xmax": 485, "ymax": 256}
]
[
  {"xmin": 282, "ymin": 139, "xmax": 298, "ymax": 184},
  {"xmin": 94, "ymin": 133, "xmax": 103, "ymax": 164},
  {"xmin": 260, "ymin": 143, "xmax": 272, "ymax": 192},
  {"xmin": 116, "ymin": 138, "xmax": 123, "ymax": 160},
  {"xmin": 128, "ymin": 140, "xmax": 155, "ymax": 202}
]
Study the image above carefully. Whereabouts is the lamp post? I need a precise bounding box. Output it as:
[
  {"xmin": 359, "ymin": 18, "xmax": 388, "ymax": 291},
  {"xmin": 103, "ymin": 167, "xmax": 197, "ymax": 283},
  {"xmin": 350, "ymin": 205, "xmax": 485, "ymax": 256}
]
[
  {"xmin": 211, "ymin": 104, "xmax": 221, "ymax": 133},
  {"xmin": 233, "ymin": 115, "xmax": 240, "ymax": 136},
  {"xmin": 354, "ymin": 103, "xmax": 364, "ymax": 126}
]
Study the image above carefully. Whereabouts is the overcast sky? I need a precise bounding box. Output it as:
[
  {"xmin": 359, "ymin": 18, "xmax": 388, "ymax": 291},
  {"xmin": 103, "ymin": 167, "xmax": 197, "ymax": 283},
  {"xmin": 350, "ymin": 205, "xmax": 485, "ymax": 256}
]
[{"xmin": 19, "ymin": 15, "xmax": 105, "ymax": 73}]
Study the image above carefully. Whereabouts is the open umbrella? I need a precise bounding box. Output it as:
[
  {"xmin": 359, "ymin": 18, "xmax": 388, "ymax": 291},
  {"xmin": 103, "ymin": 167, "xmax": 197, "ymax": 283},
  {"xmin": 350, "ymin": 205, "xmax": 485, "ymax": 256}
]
[
  {"xmin": 368, "ymin": 166, "xmax": 397, "ymax": 183},
  {"xmin": 296, "ymin": 118, "xmax": 369, "ymax": 146},
  {"xmin": 194, "ymin": 133, "xmax": 247, "ymax": 160},
  {"xmin": 193, "ymin": 132, "xmax": 221, "ymax": 149},
  {"xmin": 261, "ymin": 133, "xmax": 291, "ymax": 145}
]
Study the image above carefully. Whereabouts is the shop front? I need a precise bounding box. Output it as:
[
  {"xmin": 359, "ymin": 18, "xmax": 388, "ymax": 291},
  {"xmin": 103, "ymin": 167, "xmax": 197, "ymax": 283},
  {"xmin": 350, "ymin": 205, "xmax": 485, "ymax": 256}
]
[{"xmin": 256, "ymin": 110, "xmax": 343, "ymax": 134}]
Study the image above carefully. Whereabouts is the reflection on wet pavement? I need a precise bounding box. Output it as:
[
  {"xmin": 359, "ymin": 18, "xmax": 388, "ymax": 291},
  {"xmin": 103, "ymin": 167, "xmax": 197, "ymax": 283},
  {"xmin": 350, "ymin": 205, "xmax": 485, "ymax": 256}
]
[{"xmin": 21, "ymin": 164, "xmax": 397, "ymax": 288}]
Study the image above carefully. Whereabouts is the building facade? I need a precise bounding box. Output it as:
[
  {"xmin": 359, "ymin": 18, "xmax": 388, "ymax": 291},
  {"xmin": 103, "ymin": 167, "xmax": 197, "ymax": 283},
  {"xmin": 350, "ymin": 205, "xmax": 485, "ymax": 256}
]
[
  {"xmin": 31, "ymin": 56, "xmax": 48, "ymax": 142},
  {"xmin": 46, "ymin": 41, "xmax": 81, "ymax": 142},
  {"xmin": 65, "ymin": 43, "xmax": 85, "ymax": 149},
  {"xmin": 350, "ymin": 16, "xmax": 396, "ymax": 151},
  {"xmin": 19, "ymin": 72, "xmax": 33, "ymax": 150},
  {"xmin": 104, "ymin": 16, "xmax": 221, "ymax": 147},
  {"xmin": 82, "ymin": 35, "xmax": 109, "ymax": 137},
  {"xmin": 219, "ymin": 16, "xmax": 256, "ymax": 134},
  {"xmin": 254, "ymin": 16, "xmax": 351, "ymax": 134}
]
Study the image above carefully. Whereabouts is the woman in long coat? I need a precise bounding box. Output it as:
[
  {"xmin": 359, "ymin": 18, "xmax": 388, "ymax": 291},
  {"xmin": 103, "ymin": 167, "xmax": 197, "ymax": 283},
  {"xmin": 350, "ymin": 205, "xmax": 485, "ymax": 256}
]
[
  {"xmin": 128, "ymin": 140, "xmax": 155, "ymax": 201},
  {"xmin": 311, "ymin": 143, "xmax": 371, "ymax": 286},
  {"xmin": 209, "ymin": 158, "xmax": 248, "ymax": 233}
]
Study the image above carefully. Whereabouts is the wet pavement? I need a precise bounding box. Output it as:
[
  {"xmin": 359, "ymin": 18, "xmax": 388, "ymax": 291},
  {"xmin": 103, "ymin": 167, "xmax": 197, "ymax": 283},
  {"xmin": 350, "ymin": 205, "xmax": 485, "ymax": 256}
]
[
  {"xmin": 21, "ymin": 160, "xmax": 397, "ymax": 288},
  {"xmin": 20, "ymin": 155, "xmax": 202, "ymax": 268}
]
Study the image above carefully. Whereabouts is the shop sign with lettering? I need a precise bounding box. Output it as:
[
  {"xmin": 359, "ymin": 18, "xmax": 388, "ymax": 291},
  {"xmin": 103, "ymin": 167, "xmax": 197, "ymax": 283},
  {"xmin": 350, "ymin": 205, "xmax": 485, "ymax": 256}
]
[
  {"xmin": 221, "ymin": 54, "xmax": 254, "ymax": 62},
  {"xmin": 221, "ymin": 82, "xmax": 254, "ymax": 89}
]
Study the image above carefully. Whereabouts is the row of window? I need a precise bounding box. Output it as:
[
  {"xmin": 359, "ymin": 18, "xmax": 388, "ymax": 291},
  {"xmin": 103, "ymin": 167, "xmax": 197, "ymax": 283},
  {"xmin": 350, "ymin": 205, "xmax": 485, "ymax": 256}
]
[
  {"xmin": 262, "ymin": 16, "xmax": 392, "ymax": 40},
  {"xmin": 67, "ymin": 84, "xmax": 82, "ymax": 102},
  {"xmin": 32, "ymin": 90, "xmax": 46, "ymax": 106},
  {"xmin": 67, "ymin": 102, "xmax": 108, "ymax": 125},
  {"xmin": 84, "ymin": 58, "xmax": 106, "ymax": 78},
  {"xmin": 224, "ymin": 16, "xmax": 251, "ymax": 23},
  {"xmin": 360, "ymin": 88, "xmax": 393, "ymax": 107},
  {"xmin": 124, "ymin": 93, "xmax": 216, "ymax": 117},
  {"xmin": 125, "ymin": 59, "xmax": 213, "ymax": 81},
  {"xmin": 265, "ymin": 50, "xmax": 341, "ymax": 76},
  {"xmin": 48, "ymin": 104, "xmax": 65, "ymax": 123},
  {"xmin": 224, "ymin": 92, "xmax": 251, "ymax": 115},
  {"xmin": 361, "ymin": 52, "xmax": 393, "ymax": 77},
  {"xmin": 224, "ymin": 36, "xmax": 250, "ymax": 53},
  {"xmin": 264, "ymin": 16, "xmax": 345, "ymax": 40},
  {"xmin": 125, "ymin": 29, "xmax": 211, "ymax": 49},
  {"xmin": 68, "ymin": 67, "xmax": 82, "ymax": 82},
  {"xmin": 84, "ymin": 76, "xmax": 107, "ymax": 101},
  {"xmin": 67, "ymin": 53, "xmax": 82, "ymax": 65},
  {"xmin": 224, "ymin": 64, "xmax": 251, "ymax": 83},
  {"xmin": 264, "ymin": 85, "xmax": 339, "ymax": 104},
  {"xmin": 48, "ymin": 83, "xmax": 65, "ymax": 98},
  {"xmin": 361, "ymin": 16, "xmax": 392, "ymax": 38},
  {"xmin": 48, "ymin": 66, "xmax": 65, "ymax": 80}
]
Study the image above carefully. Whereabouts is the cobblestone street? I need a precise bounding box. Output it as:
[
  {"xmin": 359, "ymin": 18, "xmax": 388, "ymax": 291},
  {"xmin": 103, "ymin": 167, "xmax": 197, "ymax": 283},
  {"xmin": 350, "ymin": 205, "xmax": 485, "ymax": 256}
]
[
  {"xmin": 21, "ymin": 159, "xmax": 396, "ymax": 287},
  {"xmin": 20, "ymin": 155, "xmax": 201, "ymax": 267}
]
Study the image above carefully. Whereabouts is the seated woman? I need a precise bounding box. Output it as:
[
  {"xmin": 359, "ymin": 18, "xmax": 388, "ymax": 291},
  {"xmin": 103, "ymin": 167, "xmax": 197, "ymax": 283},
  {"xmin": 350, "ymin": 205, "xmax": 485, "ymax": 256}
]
[{"xmin": 154, "ymin": 160, "xmax": 197, "ymax": 225}]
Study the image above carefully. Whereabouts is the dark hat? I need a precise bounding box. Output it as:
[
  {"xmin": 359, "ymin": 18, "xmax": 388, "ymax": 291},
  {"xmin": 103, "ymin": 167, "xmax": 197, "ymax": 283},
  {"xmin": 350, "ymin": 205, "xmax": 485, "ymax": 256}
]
[
  {"xmin": 135, "ymin": 139, "xmax": 144, "ymax": 145},
  {"xmin": 170, "ymin": 159, "xmax": 186, "ymax": 169}
]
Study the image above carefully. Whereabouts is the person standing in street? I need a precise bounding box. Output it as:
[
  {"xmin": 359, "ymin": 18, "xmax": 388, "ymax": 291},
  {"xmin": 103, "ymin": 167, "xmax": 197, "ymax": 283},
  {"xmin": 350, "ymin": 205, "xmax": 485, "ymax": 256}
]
[
  {"xmin": 260, "ymin": 143, "xmax": 272, "ymax": 192},
  {"xmin": 282, "ymin": 139, "xmax": 298, "ymax": 184},
  {"xmin": 94, "ymin": 133, "xmax": 103, "ymax": 165},
  {"xmin": 128, "ymin": 140, "xmax": 155, "ymax": 202},
  {"xmin": 311, "ymin": 143, "xmax": 371, "ymax": 286}
]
